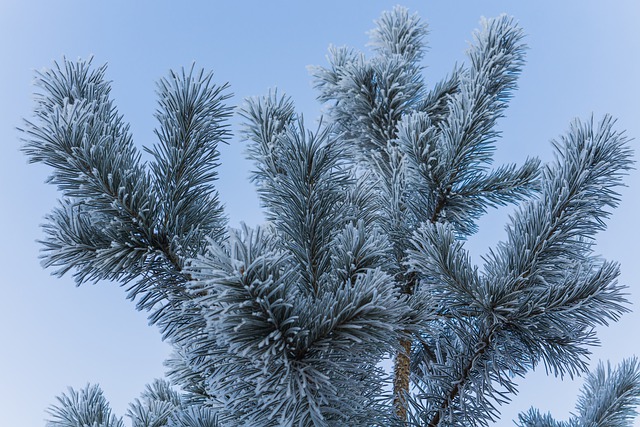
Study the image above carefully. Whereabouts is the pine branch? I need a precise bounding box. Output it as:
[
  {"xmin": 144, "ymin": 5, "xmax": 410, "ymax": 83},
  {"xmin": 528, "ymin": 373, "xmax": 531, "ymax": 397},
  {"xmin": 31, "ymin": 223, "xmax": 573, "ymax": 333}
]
[
  {"xmin": 368, "ymin": 5, "xmax": 429, "ymax": 63},
  {"xmin": 405, "ymin": 116, "xmax": 632, "ymax": 425},
  {"xmin": 517, "ymin": 358, "xmax": 640, "ymax": 427},
  {"xmin": 406, "ymin": 224, "xmax": 506, "ymax": 425},
  {"xmin": 576, "ymin": 358, "xmax": 640, "ymax": 426},
  {"xmin": 310, "ymin": 7, "xmax": 425, "ymax": 160},
  {"xmin": 516, "ymin": 409, "xmax": 569, "ymax": 427},
  {"xmin": 46, "ymin": 384, "xmax": 124, "ymax": 427},
  {"xmin": 21, "ymin": 59, "xmax": 233, "ymax": 327},
  {"xmin": 21, "ymin": 59, "xmax": 186, "ymax": 289},
  {"xmin": 238, "ymin": 91, "xmax": 296, "ymax": 179},
  {"xmin": 426, "ymin": 327, "xmax": 496, "ymax": 427},
  {"xmin": 148, "ymin": 65, "xmax": 232, "ymax": 261},
  {"xmin": 242, "ymin": 95, "xmax": 354, "ymax": 294},
  {"xmin": 186, "ymin": 224, "xmax": 406, "ymax": 425},
  {"xmin": 426, "ymin": 15, "xmax": 527, "ymax": 233},
  {"xmin": 485, "ymin": 116, "xmax": 632, "ymax": 307}
]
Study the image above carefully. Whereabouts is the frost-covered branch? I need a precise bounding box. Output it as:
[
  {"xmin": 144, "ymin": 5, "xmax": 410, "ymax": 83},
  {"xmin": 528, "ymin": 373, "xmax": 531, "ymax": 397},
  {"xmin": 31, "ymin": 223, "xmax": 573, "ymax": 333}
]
[
  {"xmin": 405, "ymin": 116, "xmax": 633, "ymax": 425},
  {"xmin": 21, "ymin": 58, "xmax": 231, "ymax": 317},
  {"xmin": 517, "ymin": 358, "xmax": 640, "ymax": 427},
  {"xmin": 148, "ymin": 65, "xmax": 232, "ymax": 262},
  {"xmin": 46, "ymin": 381, "xmax": 222, "ymax": 427}
]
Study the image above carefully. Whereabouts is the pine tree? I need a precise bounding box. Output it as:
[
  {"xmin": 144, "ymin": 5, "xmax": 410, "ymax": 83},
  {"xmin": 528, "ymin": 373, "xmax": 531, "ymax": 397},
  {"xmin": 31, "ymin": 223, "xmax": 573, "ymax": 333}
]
[{"xmin": 21, "ymin": 6, "xmax": 639, "ymax": 427}]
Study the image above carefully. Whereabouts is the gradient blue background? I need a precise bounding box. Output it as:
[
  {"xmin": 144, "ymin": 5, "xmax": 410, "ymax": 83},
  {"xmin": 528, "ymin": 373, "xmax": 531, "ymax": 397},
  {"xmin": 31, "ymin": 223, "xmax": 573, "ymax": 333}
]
[{"xmin": 1, "ymin": 1, "xmax": 639, "ymax": 425}]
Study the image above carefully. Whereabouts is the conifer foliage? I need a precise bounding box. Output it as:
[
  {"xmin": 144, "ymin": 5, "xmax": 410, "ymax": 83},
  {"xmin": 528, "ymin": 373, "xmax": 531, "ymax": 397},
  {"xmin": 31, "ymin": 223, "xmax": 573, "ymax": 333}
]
[{"xmin": 22, "ymin": 6, "xmax": 639, "ymax": 427}]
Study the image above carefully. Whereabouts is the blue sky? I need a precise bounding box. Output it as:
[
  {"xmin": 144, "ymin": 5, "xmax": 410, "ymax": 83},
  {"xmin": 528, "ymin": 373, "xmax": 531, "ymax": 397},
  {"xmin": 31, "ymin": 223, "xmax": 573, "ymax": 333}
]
[{"xmin": 1, "ymin": 1, "xmax": 639, "ymax": 425}]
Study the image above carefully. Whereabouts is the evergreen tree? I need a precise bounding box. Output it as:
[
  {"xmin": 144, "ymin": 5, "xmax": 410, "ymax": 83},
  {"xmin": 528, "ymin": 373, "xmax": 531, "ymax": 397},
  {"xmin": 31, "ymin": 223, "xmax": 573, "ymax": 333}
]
[{"xmin": 21, "ymin": 6, "xmax": 639, "ymax": 427}]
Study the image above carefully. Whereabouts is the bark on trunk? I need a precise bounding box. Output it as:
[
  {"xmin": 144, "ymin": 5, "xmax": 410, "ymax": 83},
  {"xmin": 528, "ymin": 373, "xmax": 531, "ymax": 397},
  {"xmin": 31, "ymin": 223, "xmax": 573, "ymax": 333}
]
[{"xmin": 393, "ymin": 338, "xmax": 412, "ymax": 420}]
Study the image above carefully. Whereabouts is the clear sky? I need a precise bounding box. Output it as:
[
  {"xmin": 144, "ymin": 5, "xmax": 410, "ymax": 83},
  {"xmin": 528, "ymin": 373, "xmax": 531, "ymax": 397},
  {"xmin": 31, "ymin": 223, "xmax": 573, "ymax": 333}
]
[{"xmin": 1, "ymin": 1, "xmax": 639, "ymax": 426}]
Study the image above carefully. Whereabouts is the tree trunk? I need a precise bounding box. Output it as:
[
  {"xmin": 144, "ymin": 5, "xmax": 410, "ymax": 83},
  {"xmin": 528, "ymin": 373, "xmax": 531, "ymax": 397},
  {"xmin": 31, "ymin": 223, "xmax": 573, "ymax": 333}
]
[{"xmin": 393, "ymin": 338, "xmax": 412, "ymax": 420}]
